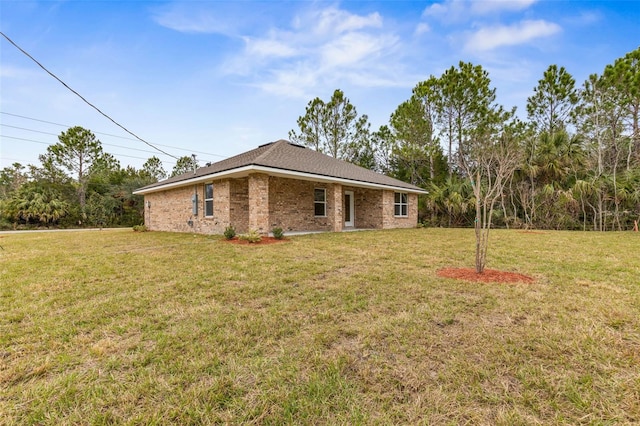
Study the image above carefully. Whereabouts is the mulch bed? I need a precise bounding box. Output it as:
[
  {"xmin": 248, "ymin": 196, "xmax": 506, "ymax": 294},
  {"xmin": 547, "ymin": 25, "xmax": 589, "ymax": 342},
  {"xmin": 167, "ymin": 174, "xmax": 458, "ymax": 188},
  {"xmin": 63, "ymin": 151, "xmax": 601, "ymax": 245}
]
[
  {"xmin": 223, "ymin": 236, "xmax": 288, "ymax": 245},
  {"xmin": 437, "ymin": 267, "xmax": 534, "ymax": 283}
]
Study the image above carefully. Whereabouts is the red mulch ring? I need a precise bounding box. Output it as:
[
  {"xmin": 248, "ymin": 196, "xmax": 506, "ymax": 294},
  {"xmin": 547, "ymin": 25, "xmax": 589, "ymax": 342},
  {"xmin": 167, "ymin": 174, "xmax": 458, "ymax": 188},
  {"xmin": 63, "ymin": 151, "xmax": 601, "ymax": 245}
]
[
  {"xmin": 437, "ymin": 267, "xmax": 534, "ymax": 284},
  {"xmin": 223, "ymin": 236, "xmax": 288, "ymax": 245}
]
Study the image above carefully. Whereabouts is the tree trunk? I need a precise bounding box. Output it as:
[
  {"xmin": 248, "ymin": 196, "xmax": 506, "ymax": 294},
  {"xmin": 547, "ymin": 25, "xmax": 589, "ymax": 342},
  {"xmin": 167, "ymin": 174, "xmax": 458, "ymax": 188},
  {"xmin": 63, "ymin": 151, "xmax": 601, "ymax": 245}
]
[{"xmin": 475, "ymin": 201, "xmax": 483, "ymax": 273}]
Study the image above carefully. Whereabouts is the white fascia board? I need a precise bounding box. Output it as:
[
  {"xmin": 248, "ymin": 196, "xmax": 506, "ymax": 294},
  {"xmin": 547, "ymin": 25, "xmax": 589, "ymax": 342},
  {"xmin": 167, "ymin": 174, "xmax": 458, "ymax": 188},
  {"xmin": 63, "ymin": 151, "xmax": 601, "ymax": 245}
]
[
  {"xmin": 133, "ymin": 165, "xmax": 428, "ymax": 195},
  {"xmin": 255, "ymin": 166, "xmax": 428, "ymax": 194}
]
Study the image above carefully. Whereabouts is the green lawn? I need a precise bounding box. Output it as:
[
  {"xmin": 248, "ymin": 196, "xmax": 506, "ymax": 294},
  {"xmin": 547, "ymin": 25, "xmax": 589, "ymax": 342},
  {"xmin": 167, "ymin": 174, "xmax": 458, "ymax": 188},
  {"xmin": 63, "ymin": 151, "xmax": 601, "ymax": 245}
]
[{"xmin": 1, "ymin": 228, "xmax": 639, "ymax": 424}]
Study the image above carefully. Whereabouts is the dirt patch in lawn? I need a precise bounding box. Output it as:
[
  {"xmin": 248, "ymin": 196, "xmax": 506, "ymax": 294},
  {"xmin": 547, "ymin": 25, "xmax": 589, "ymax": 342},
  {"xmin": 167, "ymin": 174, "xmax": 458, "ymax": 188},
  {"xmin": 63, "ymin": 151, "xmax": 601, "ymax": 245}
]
[
  {"xmin": 437, "ymin": 267, "xmax": 534, "ymax": 283},
  {"xmin": 223, "ymin": 236, "xmax": 288, "ymax": 245}
]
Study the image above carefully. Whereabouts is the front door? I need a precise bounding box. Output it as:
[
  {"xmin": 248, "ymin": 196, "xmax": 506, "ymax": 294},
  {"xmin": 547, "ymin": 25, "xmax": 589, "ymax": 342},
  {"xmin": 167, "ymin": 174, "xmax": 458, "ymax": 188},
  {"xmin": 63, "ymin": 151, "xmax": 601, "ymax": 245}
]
[{"xmin": 344, "ymin": 191, "xmax": 354, "ymax": 227}]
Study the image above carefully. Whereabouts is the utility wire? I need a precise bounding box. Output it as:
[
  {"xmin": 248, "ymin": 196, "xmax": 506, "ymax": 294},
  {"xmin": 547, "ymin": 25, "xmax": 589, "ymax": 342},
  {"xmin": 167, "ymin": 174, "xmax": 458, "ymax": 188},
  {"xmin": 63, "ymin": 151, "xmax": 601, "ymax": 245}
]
[
  {"xmin": 1, "ymin": 135, "xmax": 179, "ymax": 165},
  {"xmin": 0, "ymin": 112, "xmax": 226, "ymax": 158},
  {"xmin": 2, "ymin": 125, "xmax": 167, "ymax": 156},
  {"xmin": 0, "ymin": 31, "xmax": 179, "ymax": 160},
  {"xmin": 1, "ymin": 123, "xmax": 209, "ymax": 158}
]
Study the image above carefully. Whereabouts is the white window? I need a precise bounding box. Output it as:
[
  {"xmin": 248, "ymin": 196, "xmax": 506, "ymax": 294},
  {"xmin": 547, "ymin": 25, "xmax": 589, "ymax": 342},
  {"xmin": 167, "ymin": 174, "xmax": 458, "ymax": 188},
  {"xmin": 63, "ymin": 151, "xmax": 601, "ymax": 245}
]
[
  {"xmin": 394, "ymin": 192, "xmax": 408, "ymax": 217},
  {"xmin": 314, "ymin": 188, "xmax": 326, "ymax": 217},
  {"xmin": 204, "ymin": 183, "xmax": 213, "ymax": 217}
]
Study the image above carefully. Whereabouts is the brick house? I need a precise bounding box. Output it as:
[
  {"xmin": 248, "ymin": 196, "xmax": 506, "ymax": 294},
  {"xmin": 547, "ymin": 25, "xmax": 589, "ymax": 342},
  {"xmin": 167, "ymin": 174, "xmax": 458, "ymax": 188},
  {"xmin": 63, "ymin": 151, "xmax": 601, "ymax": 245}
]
[{"xmin": 133, "ymin": 140, "xmax": 427, "ymax": 235}]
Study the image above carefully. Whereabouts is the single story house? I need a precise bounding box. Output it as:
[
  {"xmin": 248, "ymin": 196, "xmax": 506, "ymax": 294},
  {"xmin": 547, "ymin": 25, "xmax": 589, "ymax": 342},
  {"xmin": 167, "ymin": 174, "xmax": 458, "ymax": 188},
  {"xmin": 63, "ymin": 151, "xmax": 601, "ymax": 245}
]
[{"xmin": 133, "ymin": 140, "xmax": 427, "ymax": 235}]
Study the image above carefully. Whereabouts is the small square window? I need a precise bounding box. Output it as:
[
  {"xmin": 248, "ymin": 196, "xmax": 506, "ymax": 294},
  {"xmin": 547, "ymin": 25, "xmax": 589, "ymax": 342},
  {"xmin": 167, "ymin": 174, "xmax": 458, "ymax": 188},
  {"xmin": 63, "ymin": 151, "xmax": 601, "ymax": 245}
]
[
  {"xmin": 394, "ymin": 192, "xmax": 408, "ymax": 217},
  {"xmin": 314, "ymin": 188, "xmax": 326, "ymax": 217}
]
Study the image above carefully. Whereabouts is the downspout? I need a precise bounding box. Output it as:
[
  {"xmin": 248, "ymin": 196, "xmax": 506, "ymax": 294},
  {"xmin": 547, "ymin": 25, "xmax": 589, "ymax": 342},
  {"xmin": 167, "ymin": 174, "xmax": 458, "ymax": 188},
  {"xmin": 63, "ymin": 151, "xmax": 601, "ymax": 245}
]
[
  {"xmin": 146, "ymin": 200, "xmax": 151, "ymax": 229},
  {"xmin": 188, "ymin": 184, "xmax": 198, "ymax": 228},
  {"xmin": 188, "ymin": 155, "xmax": 198, "ymax": 229}
]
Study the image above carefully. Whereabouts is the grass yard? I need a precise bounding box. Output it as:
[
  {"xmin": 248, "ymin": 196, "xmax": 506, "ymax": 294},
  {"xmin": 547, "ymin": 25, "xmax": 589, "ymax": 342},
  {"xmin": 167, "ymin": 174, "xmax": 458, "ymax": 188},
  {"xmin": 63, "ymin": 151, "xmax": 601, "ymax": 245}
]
[{"xmin": 1, "ymin": 228, "xmax": 639, "ymax": 424}]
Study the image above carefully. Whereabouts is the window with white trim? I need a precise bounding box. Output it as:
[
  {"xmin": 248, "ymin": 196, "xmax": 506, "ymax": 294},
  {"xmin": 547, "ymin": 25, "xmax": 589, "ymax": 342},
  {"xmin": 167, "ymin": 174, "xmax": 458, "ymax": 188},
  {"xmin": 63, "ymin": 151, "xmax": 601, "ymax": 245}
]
[
  {"xmin": 204, "ymin": 183, "xmax": 214, "ymax": 217},
  {"xmin": 394, "ymin": 192, "xmax": 408, "ymax": 217},
  {"xmin": 314, "ymin": 188, "xmax": 326, "ymax": 217}
]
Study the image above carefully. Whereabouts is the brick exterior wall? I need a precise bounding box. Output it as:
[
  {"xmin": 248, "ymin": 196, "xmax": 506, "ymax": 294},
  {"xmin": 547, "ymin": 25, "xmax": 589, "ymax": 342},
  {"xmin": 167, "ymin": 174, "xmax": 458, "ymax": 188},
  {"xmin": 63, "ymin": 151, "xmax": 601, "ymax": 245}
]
[
  {"xmin": 351, "ymin": 186, "xmax": 383, "ymax": 229},
  {"xmin": 143, "ymin": 184, "xmax": 227, "ymax": 234},
  {"xmin": 143, "ymin": 175, "xmax": 419, "ymax": 234},
  {"xmin": 229, "ymin": 178, "xmax": 249, "ymax": 233},
  {"xmin": 248, "ymin": 173, "xmax": 270, "ymax": 233},
  {"xmin": 267, "ymin": 176, "xmax": 335, "ymax": 232},
  {"xmin": 382, "ymin": 190, "xmax": 418, "ymax": 229},
  {"xmin": 330, "ymin": 183, "xmax": 343, "ymax": 232}
]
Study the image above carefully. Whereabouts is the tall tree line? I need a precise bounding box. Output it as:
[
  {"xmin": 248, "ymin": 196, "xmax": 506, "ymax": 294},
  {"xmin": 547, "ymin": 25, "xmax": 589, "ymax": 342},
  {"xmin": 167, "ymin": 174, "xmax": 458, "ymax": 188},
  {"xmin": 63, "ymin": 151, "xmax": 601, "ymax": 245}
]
[
  {"xmin": 291, "ymin": 47, "xmax": 640, "ymax": 231},
  {"xmin": 3, "ymin": 48, "xmax": 637, "ymax": 232},
  {"xmin": 0, "ymin": 127, "xmax": 191, "ymax": 229}
]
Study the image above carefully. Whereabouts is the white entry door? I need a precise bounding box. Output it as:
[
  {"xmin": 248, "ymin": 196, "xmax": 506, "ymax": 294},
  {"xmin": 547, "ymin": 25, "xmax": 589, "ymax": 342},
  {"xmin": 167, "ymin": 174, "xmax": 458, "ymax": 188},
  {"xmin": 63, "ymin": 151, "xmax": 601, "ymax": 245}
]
[{"xmin": 344, "ymin": 191, "xmax": 354, "ymax": 227}]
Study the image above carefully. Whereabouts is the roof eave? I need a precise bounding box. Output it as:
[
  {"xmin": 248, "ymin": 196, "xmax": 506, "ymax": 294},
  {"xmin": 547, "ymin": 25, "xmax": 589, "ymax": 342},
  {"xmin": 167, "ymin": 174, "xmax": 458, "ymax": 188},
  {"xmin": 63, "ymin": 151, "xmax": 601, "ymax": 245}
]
[{"xmin": 133, "ymin": 165, "xmax": 428, "ymax": 195}]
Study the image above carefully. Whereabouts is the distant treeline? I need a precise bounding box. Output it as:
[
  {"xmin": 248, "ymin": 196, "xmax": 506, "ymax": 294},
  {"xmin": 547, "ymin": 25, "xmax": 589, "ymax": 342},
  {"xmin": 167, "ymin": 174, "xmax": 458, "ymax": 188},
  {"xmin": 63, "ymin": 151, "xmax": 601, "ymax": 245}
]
[{"xmin": 2, "ymin": 47, "xmax": 639, "ymax": 231}]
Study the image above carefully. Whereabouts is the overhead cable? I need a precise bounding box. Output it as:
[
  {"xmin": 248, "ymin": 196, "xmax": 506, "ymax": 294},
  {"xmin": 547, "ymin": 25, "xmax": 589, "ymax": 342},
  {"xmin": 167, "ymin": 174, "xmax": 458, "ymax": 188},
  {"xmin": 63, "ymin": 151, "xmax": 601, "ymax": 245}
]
[
  {"xmin": 0, "ymin": 31, "xmax": 179, "ymax": 160},
  {"xmin": 0, "ymin": 112, "xmax": 226, "ymax": 158},
  {"xmin": 1, "ymin": 135, "xmax": 179, "ymax": 165}
]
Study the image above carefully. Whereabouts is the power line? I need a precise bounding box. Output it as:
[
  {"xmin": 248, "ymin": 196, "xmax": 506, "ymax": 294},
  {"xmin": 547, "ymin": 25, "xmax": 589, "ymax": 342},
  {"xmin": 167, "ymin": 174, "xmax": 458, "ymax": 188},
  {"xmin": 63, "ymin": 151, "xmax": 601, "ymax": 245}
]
[
  {"xmin": 0, "ymin": 112, "xmax": 226, "ymax": 158},
  {"xmin": 0, "ymin": 31, "xmax": 179, "ymax": 160},
  {"xmin": 2, "ymin": 124, "xmax": 186, "ymax": 157},
  {"xmin": 0, "ymin": 135, "xmax": 180, "ymax": 165}
]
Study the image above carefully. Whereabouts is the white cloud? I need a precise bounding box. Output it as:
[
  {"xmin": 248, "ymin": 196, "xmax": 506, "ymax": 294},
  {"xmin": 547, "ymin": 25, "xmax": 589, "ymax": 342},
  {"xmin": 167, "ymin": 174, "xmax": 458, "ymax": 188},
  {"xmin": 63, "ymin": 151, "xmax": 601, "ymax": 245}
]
[
  {"xmin": 423, "ymin": 0, "xmax": 537, "ymax": 22},
  {"xmin": 566, "ymin": 10, "xmax": 602, "ymax": 26},
  {"xmin": 320, "ymin": 32, "xmax": 398, "ymax": 68},
  {"xmin": 422, "ymin": 0, "xmax": 465, "ymax": 21},
  {"xmin": 301, "ymin": 7, "xmax": 383, "ymax": 36},
  {"xmin": 415, "ymin": 22, "xmax": 430, "ymax": 36},
  {"xmin": 255, "ymin": 65, "xmax": 320, "ymax": 98},
  {"xmin": 465, "ymin": 19, "xmax": 561, "ymax": 52},
  {"xmin": 470, "ymin": 0, "xmax": 537, "ymax": 14},
  {"xmin": 153, "ymin": 10, "xmax": 230, "ymax": 34},
  {"xmin": 0, "ymin": 65, "xmax": 37, "ymax": 79},
  {"xmin": 152, "ymin": 3, "xmax": 402, "ymax": 97},
  {"xmin": 151, "ymin": 2, "xmax": 245, "ymax": 35},
  {"xmin": 243, "ymin": 37, "xmax": 298, "ymax": 58},
  {"xmin": 217, "ymin": 5, "xmax": 403, "ymax": 98}
]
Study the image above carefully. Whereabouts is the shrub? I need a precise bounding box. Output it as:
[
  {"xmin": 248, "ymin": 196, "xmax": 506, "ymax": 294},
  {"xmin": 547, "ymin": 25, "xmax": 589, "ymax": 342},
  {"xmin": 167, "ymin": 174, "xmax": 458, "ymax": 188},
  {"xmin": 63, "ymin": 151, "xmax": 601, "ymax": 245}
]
[
  {"xmin": 239, "ymin": 229, "xmax": 262, "ymax": 243},
  {"xmin": 223, "ymin": 225, "xmax": 236, "ymax": 240},
  {"xmin": 133, "ymin": 225, "xmax": 148, "ymax": 232},
  {"xmin": 272, "ymin": 227, "xmax": 284, "ymax": 240}
]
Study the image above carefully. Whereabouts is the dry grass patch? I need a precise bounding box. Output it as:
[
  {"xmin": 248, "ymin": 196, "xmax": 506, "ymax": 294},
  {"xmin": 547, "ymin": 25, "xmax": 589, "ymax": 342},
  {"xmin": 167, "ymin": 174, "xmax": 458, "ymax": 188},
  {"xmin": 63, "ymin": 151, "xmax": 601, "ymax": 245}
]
[{"xmin": 1, "ymin": 228, "xmax": 639, "ymax": 424}]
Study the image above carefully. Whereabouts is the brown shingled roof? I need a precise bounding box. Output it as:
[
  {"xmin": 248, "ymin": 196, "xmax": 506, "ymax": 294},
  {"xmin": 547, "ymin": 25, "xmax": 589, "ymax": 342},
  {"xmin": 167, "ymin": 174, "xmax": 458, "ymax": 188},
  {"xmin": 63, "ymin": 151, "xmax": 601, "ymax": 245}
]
[{"xmin": 134, "ymin": 140, "xmax": 426, "ymax": 194}]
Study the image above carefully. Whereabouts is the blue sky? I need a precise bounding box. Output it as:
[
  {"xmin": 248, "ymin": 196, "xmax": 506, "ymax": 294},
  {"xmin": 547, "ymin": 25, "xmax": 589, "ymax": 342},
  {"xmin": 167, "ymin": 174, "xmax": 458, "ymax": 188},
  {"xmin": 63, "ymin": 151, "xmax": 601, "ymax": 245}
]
[{"xmin": 1, "ymin": 0, "xmax": 639, "ymax": 173}]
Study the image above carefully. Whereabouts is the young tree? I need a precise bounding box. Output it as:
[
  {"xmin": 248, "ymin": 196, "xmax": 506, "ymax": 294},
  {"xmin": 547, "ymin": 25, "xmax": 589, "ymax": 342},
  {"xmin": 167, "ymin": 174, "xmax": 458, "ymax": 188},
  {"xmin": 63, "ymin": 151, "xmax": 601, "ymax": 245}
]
[
  {"xmin": 526, "ymin": 65, "xmax": 579, "ymax": 136},
  {"xmin": 390, "ymin": 77, "xmax": 450, "ymax": 188},
  {"xmin": 0, "ymin": 163, "xmax": 27, "ymax": 199},
  {"xmin": 343, "ymin": 122, "xmax": 376, "ymax": 170},
  {"xmin": 323, "ymin": 89, "xmax": 364, "ymax": 159},
  {"xmin": 577, "ymin": 62, "xmax": 635, "ymax": 231},
  {"xmin": 289, "ymin": 97, "xmax": 325, "ymax": 152},
  {"xmin": 458, "ymin": 116, "xmax": 523, "ymax": 273},
  {"xmin": 39, "ymin": 126, "xmax": 107, "ymax": 212},
  {"xmin": 171, "ymin": 155, "xmax": 199, "ymax": 177},
  {"xmin": 438, "ymin": 62, "xmax": 499, "ymax": 172},
  {"xmin": 434, "ymin": 61, "xmax": 523, "ymax": 272},
  {"xmin": 289, "ymin": 89, "xmax": 372, "ymax": 165},
  {"xmin": 390, "ymin": 94, "xmax": 436, "ymax": 187},
  {"xmin": 370, "ymin": 125, "xmax": 395, "ymax": 175},
  {"xmin": 603, "ymin": 47, "xmax": 640, "ymax": 171},
  {"xmin": 141, "ymin": 156, "xmax": 167, "ymax": 182}
]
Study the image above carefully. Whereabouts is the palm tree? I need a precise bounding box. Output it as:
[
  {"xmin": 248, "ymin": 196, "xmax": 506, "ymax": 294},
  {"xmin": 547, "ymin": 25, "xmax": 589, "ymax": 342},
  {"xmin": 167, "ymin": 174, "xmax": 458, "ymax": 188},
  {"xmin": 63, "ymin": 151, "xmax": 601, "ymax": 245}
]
[
  {"xmin": 5, "ymin": 185, "xmax": 68, "ymax": 226},
  {"xmin": 427, "ymin": 175, "xmax": 474, "ymax": 227}
]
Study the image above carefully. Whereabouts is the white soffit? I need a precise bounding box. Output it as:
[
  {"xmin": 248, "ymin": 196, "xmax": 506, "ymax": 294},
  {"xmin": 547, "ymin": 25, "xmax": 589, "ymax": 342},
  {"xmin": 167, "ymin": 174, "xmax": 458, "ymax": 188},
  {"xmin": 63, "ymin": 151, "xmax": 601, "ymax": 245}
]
[{"xmin": 133, "ymin": 165, "xmax": 428, "ymax": 195}]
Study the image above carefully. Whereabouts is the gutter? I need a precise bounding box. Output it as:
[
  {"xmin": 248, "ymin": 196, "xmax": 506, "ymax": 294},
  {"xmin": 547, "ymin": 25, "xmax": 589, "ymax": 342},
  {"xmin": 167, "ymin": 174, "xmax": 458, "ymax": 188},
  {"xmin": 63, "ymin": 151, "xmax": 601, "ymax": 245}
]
[{"xmin": 133, "ymin": 165, "xmax": 428, "ymax": 195}]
